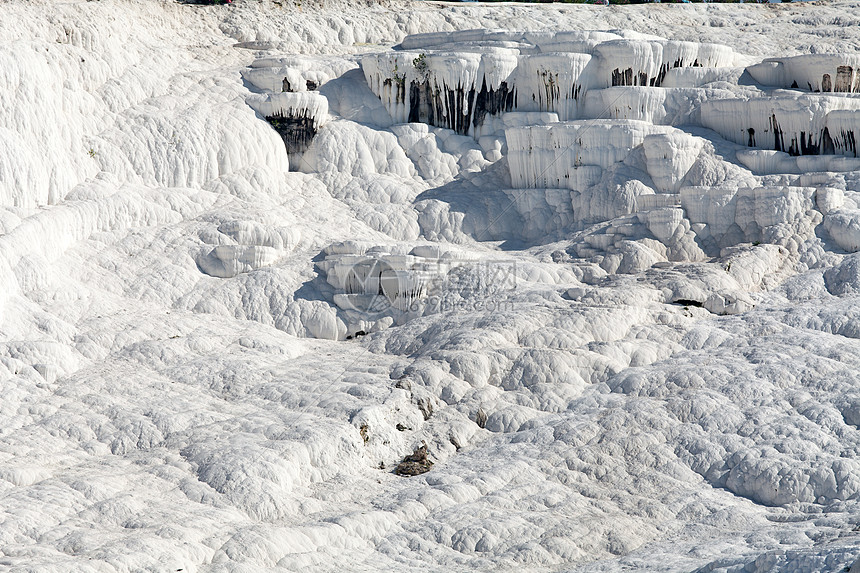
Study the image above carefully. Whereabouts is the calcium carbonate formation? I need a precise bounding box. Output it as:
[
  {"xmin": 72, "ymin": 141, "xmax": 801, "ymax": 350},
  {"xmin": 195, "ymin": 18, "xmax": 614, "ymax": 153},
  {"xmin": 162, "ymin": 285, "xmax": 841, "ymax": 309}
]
[
  {"xmin": 9, "ymin": 2, "xmax": 860, "ymax": 572},
  {"xmin": 361, "ymin": 31, "xmax": 734, "ymax": 137},
  {"xmin": 361, "ymin": 31, "xmax": 860, "ymax": 167},
  {"xmin": 247, "ymin": 91, "xmax": 329, "ymax": 169},
  {"xmin": 288, "ymin": 29, "xmax": 860, "ymax": 335},
  {"xmin": 354, "ymin": 31, "xmax": 860, "ymax": 269}
]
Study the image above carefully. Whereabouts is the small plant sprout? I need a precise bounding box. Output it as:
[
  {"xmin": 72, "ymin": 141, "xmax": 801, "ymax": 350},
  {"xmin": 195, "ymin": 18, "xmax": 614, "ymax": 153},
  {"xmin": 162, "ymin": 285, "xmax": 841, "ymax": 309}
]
[{"xmin": 413, "ymin": 53, "xmax": 429, "ymax": 81}]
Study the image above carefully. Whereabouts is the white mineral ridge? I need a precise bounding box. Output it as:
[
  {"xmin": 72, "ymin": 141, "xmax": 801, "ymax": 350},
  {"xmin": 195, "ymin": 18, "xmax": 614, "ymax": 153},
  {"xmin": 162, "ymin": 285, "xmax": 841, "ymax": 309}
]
[{"xmin": 3, "ymin": 1, "xmax": 860, "ymax": 572}]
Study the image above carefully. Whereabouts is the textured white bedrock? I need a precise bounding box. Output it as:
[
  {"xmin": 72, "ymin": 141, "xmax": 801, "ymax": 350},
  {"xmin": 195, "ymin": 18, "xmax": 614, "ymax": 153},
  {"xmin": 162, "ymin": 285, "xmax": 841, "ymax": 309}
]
[
  {"xmin": 6, "ymin": 1, "xmax": 860, "ymax": 572},
  {"xmin": 401, "ymin": 29, "xmax": 626, "ymax": 51},
  {"xmin": 680, "ymin": 185, "xmax": 821, "ymax": 248},
  {"xmin": 643, "ymin": 132, "xmax": 704, "ymax": 192},
  {"xmin": 242, "ymin": 56, "xmax": 355, "ymax": 94},
  {"xmin": 582, "ymin": 85, "xmax": 737, "ymax": 125},
  {"xmin": 737, "ymin": 149, "xmax": 860, "ymax": 175}
]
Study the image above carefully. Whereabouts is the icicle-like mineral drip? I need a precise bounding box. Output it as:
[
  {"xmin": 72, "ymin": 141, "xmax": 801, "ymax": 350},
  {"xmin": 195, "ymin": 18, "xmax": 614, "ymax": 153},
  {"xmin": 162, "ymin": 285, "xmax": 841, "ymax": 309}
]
[
  {"xmin": 825, "ymin": 109, "xmax": 860, "ymax": 156},
  {"xmin": 362, "ymin": 50, "xmax": 518, "ymax": 135},
  {"xmin": 594, "ymin": 40, "xmax": 733, "ymax": 89},
  {"xmin": 472, "ymin": 51, "xmax": 520, "ymax": 133},
  {"xmin": 506, "ymin": 120, "xmax": 671, "ymax": 189},
  {"xmin": 364, "ymin": 34, "xmax": 739, "ymax": 139},
  {"xmin": 594, "ymin": 40, "xmax": 664, "ymax": 88},
  {"xmin": 421, "ymin": 52, "xmax": 483, "ymax": 134},
  {"xmin": 361, "ymin": 52, "xmax": 417, "ymax": 124},
  {"xmin": 701, "ymin": 94, "xmax": 860, "ymax": 156},
  {"xmin": 515, "ymin": 53, "xmax": 592, "ymax": 120},
  {"xmin": 247, "ymin": 92, "xmax": 329, "ymax": 157}
]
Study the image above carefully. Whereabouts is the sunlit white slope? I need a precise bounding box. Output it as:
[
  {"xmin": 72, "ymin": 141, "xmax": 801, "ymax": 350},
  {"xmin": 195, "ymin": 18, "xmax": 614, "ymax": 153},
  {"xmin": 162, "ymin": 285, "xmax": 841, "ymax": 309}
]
[{"xmin": 2, "ymin": 1, "xmax": 860, "ymax": 573}]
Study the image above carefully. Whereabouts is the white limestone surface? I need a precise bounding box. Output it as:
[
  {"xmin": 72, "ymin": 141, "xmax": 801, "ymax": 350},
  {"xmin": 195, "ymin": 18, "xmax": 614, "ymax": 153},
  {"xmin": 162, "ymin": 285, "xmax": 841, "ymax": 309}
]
[{"xmin": 3, "ymin": 1, "xmax": 860, "ymax": 573}]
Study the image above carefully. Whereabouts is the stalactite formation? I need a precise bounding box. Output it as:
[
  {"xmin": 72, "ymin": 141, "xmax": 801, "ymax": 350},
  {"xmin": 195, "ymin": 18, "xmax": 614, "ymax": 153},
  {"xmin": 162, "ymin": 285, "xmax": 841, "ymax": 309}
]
[{"xmin": 265, "ymin": 111, "xmax": 319, "ymax": 154}]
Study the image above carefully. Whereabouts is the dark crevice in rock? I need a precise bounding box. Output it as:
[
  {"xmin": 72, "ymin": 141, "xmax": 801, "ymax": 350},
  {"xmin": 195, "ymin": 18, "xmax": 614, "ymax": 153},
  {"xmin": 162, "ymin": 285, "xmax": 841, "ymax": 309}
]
[
  {"xmin": 671, "ymin": 299, "xmax": 704, "ymax": 308},
  {"xmin": 265, "ymin": 112, "xmax": 318, "ymax": 155},
  {"xmin": 473, "ymin": 79, "xmax": 516, "ymax": 130},
  {"xmin": 821, "ymin": 127, "xmax": 835, "ymax": 155},
  {"xmin": 405, "ymin": 80, "xmax": 478, "ymax": 135},
  {"xmin": 770, "ymin": 113, "xmax": 785, "ymax": 153},
  {"xmin": 835, "ymin": 129, "xmax": 857, "ymax": 157}
]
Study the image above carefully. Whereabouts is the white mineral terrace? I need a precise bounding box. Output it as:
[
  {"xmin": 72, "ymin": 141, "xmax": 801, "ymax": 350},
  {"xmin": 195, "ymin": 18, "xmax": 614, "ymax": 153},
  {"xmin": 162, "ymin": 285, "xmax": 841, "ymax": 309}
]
[
  {"xmin": 747, "ymin": 54, "xmax": 860, "ymax": 93},
  {"xmin": 6, "ymin": 1, "xmax": 860, "ymax": 572},
  {"xmin": 362, "ymin": 31, "xmax": 737, "ymax": 136},
  {"xmin": 701, "ymin": 94, "xmax": 860, "ymax": 157}
]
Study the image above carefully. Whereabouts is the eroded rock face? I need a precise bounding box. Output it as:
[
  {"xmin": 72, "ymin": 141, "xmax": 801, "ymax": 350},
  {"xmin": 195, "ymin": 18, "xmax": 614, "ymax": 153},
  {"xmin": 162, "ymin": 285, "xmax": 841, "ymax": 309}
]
[
  {"xmin": 394, "ymin": 444, "xmax": 433, "ymax": 476},
  {"xmin": 824, "ymin": 253, "xmax": 860, "ymax": 295},
  {"xmin": 701, "ymin": 95, "xmax": 860, "ymax": 158},
  {"xmin": 357, "ymin": 30, "xmax": 860, "ymax": 274}
]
